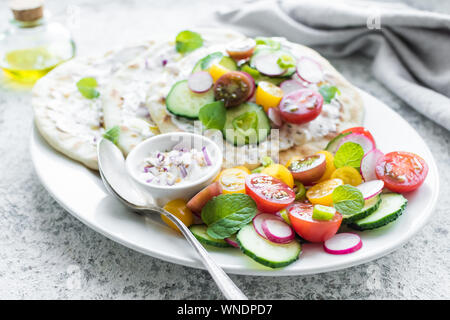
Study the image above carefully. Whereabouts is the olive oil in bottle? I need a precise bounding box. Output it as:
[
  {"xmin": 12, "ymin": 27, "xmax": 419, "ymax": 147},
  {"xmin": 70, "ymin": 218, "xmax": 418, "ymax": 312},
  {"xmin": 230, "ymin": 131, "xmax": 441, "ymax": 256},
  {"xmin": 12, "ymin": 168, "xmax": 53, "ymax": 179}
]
[{"xmin": 0, "ymin": 0, "xmax": 76, "ymax": 83}]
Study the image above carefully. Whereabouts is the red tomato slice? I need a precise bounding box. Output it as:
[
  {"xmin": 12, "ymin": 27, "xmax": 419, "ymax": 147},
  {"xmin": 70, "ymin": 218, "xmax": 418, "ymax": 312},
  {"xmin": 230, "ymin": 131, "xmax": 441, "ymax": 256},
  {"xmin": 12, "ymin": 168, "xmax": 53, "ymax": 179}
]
[
  {"xmin": 279, "ymin": 89, "xmax": 323, "ymax": 124},
  {"xmin": 245, "ymin": 174, "xmax": 295, "ymax": 213},
  {"xmin": 375, "ymin": 151, "xmax": 428, "ymax": 193},
  {"xmin": 187, "ymin": 182, "xmax": 222, "ymax": 214},
  {"xmin": 288, "ymin": 202, "xmax": 342, "ymax": 243},
  {"xmin": 341, "ymin": 127, "xmax": 376, "ymax": 148}
]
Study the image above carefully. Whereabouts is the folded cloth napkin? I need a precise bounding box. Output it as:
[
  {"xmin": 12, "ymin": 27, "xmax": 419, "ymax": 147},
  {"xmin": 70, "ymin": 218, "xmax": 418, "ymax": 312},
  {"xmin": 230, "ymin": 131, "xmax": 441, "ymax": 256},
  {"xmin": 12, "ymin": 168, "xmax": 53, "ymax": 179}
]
[{"xmin": 217, "ymin": 0, "xmax": 450, "ymax": 131}]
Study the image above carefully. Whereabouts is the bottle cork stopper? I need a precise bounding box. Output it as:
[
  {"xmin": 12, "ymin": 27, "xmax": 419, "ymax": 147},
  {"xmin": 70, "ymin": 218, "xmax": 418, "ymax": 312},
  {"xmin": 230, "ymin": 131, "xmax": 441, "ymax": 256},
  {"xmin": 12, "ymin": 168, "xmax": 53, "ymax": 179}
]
[{"xmin": 9, "ymin": 0, "xmax": 44, "ymax": 22}]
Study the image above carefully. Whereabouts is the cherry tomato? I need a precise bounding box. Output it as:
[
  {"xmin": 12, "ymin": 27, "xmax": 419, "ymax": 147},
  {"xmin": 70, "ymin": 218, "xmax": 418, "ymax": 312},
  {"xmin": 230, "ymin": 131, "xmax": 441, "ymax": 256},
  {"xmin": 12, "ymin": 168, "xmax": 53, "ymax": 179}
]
[
  {"xmin": 287, "ymin": 153, "xmax": 326, "ymax": 185},
  {"xmin": 288, "ymin": 202, "xmax": 342, "ymax": 243},
  {"xmin": 315, "ymin": 150, "xmax": 336, "ymax": 183},
  {"xmin": 331, "ymin": 166, "xmax": 362, "ymax": 186},
  {"xmin": 306, "ymin": 178, "xmax": 343, "ymax": 206},
  {"xmin": 255, "ymin": 81, "xmax": 284, "ymax": 112},
  {"xmin": 214, "ymin": 71, "xmax": 253, "ymax": 107},
  {"xmin": 341, "ymin": 127, "xmax": 376, "ymax": 148},
  {"xmin": 279, "ymin": 89, "xmax": 323, "ymax": 124},
  {"xmin": 245, "ymin": 173, "xmax": 295, "ymax": 213},
  {"xmin": 375, "ymin": 151, "xmax": 428, "ymax": 193},
  {"xmin": 261, "ymin": 164, "xmax": 294, "ymax": 188},
  {"xmin": 226, "ymin": 38, "xmax": 256, "ymax": 61},
  {"xmin": 215, "ymin": 167, "xmax": 250, "ymax": 194},
  {"xmin": 162, "ymin": 199, "xmax": 194, "ymax": 232},
  {"xmin": 186, "ymin": 182, "xmax": 222, "ymax": 214}
]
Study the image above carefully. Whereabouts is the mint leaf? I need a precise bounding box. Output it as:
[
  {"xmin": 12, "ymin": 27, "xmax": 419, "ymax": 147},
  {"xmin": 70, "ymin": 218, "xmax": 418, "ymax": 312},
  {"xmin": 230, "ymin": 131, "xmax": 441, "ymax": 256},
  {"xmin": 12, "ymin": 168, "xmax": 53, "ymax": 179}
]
[
  {"xmin": 103, "ymin": 125, "xmax": 120, "ymax": 145},
  {"xmin": 332, "ymin": 185, "xmax": 364, "ymax": 215},
  {"xmin": 319, "ymin": 85, "xmax": 340, "ymax": 104},
  {"xmin": 175, "ymin": 30, "xmax": 203, "ymax": 54},
  {"xmin": 199, "ymin": 101, "xmax": 226, "ymax": 130},
  {"xmin": 76, "ymin": 77, "xmax": 100, "ymax": 99},
  {"xmin": 334, "ymin": 142, "xmax": 364, "ymax": 169},
  {"xmin": 201, "ymin": 194, "xmax": 257, "ymax": 239}
]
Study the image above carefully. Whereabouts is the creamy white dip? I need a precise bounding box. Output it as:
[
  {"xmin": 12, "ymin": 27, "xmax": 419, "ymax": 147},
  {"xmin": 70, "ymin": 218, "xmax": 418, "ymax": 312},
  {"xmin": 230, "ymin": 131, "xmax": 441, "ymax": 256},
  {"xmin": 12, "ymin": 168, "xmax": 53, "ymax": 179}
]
[{"xmin": 139, "ymin": 147, "xmax": 212, "ymax": 186}]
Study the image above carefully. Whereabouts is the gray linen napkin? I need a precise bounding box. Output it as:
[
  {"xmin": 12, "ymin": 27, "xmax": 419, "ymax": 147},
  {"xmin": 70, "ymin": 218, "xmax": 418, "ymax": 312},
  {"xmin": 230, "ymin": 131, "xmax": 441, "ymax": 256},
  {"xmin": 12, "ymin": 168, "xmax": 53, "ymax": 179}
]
[{"xmin": 217, "ymin": 0, "xmax": 450, "ymax": 131}]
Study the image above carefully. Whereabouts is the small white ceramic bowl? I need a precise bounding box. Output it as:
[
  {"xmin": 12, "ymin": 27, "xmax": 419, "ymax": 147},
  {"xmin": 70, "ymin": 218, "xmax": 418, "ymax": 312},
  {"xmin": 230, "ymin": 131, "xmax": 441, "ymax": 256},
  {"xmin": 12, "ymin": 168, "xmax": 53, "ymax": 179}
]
[{"xmin": 126, "ymin": 132, "xmax": 223, "ymax": 206}]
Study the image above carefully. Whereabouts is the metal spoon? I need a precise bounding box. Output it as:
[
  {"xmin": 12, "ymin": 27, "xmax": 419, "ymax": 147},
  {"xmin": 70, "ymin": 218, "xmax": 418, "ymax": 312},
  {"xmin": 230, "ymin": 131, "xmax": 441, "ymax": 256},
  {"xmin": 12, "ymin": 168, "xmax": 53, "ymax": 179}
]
[{"xmin": 97, "ymin": 138, "xmax": 247, "ymax": 300}]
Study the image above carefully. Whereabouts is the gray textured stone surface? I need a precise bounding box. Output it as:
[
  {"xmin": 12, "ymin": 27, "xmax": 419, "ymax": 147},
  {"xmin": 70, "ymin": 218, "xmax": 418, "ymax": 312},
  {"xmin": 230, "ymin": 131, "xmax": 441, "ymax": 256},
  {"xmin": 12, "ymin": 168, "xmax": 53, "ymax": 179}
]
[{"xmin": 0, "ymin": 0, "xmax": 449, "ymax": 299}]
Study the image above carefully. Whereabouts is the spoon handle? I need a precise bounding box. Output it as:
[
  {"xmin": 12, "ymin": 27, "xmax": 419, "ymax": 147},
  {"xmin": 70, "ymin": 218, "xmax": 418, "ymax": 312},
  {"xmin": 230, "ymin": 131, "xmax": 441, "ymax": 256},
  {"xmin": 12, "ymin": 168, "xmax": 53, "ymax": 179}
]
[{"xmin": 140, "ymin": 207, "xmax": 248, "ymax": 300}]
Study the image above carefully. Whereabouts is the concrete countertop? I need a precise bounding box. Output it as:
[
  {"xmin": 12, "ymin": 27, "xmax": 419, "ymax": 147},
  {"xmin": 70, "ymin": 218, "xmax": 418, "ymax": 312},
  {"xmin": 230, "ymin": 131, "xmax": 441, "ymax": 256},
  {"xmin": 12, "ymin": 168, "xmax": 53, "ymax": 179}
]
[{"xmin": 0, "ymin": 0, "xmax": 448, "ymax": 299}]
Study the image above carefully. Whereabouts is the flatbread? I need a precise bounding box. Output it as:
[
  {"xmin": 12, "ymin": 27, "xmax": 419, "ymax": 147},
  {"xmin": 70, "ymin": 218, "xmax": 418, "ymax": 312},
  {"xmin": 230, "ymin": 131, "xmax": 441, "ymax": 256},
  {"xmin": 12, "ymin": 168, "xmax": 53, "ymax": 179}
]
[
  {"xmin": 147, "ymin": 36, "xmax": 363, "ymax": 168},
  {"xmin": 32, "ymin": 43, "xmax": 152, "ymax": 170}
]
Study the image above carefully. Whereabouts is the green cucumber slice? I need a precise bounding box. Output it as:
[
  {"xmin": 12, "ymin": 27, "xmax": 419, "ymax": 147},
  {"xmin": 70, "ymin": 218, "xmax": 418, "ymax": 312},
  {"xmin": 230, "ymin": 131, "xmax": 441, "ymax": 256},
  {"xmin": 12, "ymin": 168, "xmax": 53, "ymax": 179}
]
[
  {"xmin": 325, "ymin": 132, "xmax": 351, "ymax": 153},
  {"xmin": 189, "ymin": 225, "xmax": 231, "ymax": 248},
  {"xmin": 192, "ymin": 52, "xmax": 237, "ymax": 73},
  {"xmin": 349, "ymin": 193, "xmax": 407, "ymax": 230},
  {"xmin": 166, "ymin": 80, "xmax": 214, "ymax": 119},
  {"xmin": 236, "ymin": 224, "xmax": 301, "ymax": 268},
  {"xmin": 342, "ymin": 194, "xmax": 381, "ymax": 224},
  {"xmin": 222, "ymin": 102, "xmax": 271, "ymax": 146}
]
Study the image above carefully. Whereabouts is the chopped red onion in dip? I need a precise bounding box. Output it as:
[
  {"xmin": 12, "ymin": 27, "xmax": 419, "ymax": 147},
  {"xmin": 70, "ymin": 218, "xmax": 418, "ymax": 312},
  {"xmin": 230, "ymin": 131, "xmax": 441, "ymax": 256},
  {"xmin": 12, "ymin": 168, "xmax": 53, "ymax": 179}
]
[{"xmin": 140, "ymin": 147, "xmax": 211, "ymax": 186}]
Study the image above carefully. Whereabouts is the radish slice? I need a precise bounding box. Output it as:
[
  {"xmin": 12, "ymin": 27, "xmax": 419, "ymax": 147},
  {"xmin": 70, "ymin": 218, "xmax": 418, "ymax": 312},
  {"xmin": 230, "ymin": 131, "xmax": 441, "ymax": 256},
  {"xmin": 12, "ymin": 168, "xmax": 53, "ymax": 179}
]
[
  {"xmin": 279, "ymin": 79, "xmax": 306, "ymax": 95},
  {"xmin": 357, "ymin": 180, "xmax": 384, "ymax": 200},
  {"xmin": 225, "ymin": 236, "xmax": 239, "ymax": 248},
  {"xmin": 252, "ymin": 53, "xmax": 286, "ymax": 76},
  {"xmin": 337, "ymin": 133, "xmax": 375, "ymax": 155},
  {"xmin": 252, "ymin": 213, "xmax": 284, "ymax": 240},
  {"xmin": 323, "ymin": 233, "xmax": 362, "ymax": 255},
  {"xmin": 267, "ymin": 107, "xmax": 282, "ymax": 128},
  {"xmin": 361, "ymin": 148, "xmax": 384, "ymax": 181},
  {"xmin": 188, "ymin": 71, "xmax": 213, "ymax": 93},
  {"xmin": 261, "ymin": 218, "xmax": 295, "ymax": 244},
  {"xmin": 296, "ymin": 57, "xmax": 323, "ymax": 83},
  {"xmin": 240, "ymin": 71, "xmax": 256, "ymax": 98}
]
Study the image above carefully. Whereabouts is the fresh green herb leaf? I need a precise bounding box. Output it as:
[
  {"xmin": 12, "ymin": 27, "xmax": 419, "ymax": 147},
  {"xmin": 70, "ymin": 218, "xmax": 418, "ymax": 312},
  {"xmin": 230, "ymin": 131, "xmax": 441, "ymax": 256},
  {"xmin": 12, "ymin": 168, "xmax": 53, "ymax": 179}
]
[
  {"xmin": 312, "ymin": 204, "xmax": 336, "ymax": 221},
  {"xmin": 103, "ymin": 125, "xmax": 120, "ymax": 145},
  {"xmin": 201, "ymin": 194, "xmax": 258, "ymax": 239},
  {"xmin": 319, "ymin": 85, "xmax": 340, "ymax": 104},
  {"xmin": 277, "ymin": 54, "xmax": 295, "ymax": 69},
  {"xmin": 175, "ymin": 30, "xmax": 203, "ymax": 54},
  {"xmin": 332, "ymin": 185, "xmax": 364, "ymax": 215},
  {"xmin": 334, "ymin": 142, "xmax": 364, "ymax": 169},
  {"xmin": 294, "ymin": 181, "xmax": 306, "ymax": 201},
  {"xmin": 261, "ymin": 156, "xmax": 274, "ymax": 167},
  {"xmin": 255, "ymin": 37, "xmax": 281, "ymax": 50},
  {"xmin": 199, "ymin": 101, "xmax": 226, "ymax": 130},
  {"xmin": 76, "ymin": 77, "xmax": 100, "ymax": 99}
]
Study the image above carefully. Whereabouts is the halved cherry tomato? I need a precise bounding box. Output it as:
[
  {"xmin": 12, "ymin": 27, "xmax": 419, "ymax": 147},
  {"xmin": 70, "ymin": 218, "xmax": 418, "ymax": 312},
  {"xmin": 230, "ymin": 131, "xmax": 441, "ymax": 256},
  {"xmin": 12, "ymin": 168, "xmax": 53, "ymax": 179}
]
[
  {"xmin": 216, "ymin": 167, "xmax": 249, "ymax": 194},
  {"xmin": 255, "ymin": 81, "xmax": 284, "ymax": 112},
  {"xmin": 186, "ymin": 182, "xmax": 222, "ymax": 214},
  {"xmin": 261, "ymin": 164, "xmax": 294, "ymax": 188},
  {"xmin": 279, "ymin": 89, "xmax": 323, "ymax": 124},
  {"xmin": 287, "ymin": 153, "xmax": 326, "ymax": 185},
  {"xmin": 315, "ymin": 150, "xmax": 336, "ymax": 182},
  {"xmin": 245, "ymin": 173, "xmax": 295, "ymax": 213},
  {"xmin": 341, "ymin": 127, "xmax": 376, "ymax": 148},
  {"xmin": 331, "ymin": 166, "xmax": 362, "ymax": 186},
  {"xmin": 375, "ymin": 151, "xmax": 428, "ymax": 193},
  {"xmin": 288, "ymin": 202, "xmax": 342, "ymax": 242},
  {"xmin": 162, "ymin": 199, "xmax": 194, "ymax": 232},
  {"xmin": 306, "ymin": 178, "xmax": 343, "ymax": 206},
  {"xmin": 226, "ymin": 38, "xmax": 256, "ymax": 61},
  {"xmin": 209, "ymin": 63, "xmax": 230, "ymax": 82},
  {"xmin": 214, "ymin": 71, "xmax": 253, "ymax": 107}
]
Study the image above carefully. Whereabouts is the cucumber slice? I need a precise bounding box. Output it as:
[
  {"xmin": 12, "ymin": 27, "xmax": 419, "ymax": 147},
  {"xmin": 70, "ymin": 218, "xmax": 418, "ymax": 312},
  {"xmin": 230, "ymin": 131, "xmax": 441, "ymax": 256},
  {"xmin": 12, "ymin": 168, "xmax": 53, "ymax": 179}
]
[
  {"xmin": 192, "ymin": 52, "xmax": 237, "ymax": 73},
  {"xmin": 325, "ymin": 132, "xmax": 351, "ymax": 153},
  {"xmin": 223, "ymin": 102, "xmax": 271, "ymax": 146},
  {"xmin": 350, "ymin": 193, "xmax": 407, "ymax": 230},
  {"xmin": 237, "ymin": 224, "xmax": 301, "ymax": 268},
  {"xmin": 189, "ymin": 225, "xmax": 231, "ymax": 248},
  {"xmin": 166, "ymin": 80, "xmax": 214, "ymax": 119},
  {"xmin": 342, "ymin": 195, "xmax": 381, "ymax": 224}
]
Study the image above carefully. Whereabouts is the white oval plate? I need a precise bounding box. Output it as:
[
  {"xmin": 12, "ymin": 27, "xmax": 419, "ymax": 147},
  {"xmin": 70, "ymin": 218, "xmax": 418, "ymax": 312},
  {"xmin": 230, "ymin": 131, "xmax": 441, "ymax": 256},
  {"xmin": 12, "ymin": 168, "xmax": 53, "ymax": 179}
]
[{"xmin": 30, "ymin": 89, "xmax": 439, "ymax": 276}]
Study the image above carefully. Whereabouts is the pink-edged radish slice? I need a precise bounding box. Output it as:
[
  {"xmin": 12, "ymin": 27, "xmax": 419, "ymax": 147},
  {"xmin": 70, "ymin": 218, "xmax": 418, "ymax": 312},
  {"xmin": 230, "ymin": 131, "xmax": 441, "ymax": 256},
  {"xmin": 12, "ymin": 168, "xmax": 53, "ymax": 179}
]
[
  {"xmin": 356, "ymin": 180, "xmax": 384, "ymax": 200},
  {"xmin": 252, "ymin": 213, "xmax": 283, "ymax": 240},
  {"xmin": 323, "ymin": 233, "xmax": 362, "ymax": 255},
  {"xmin": 261, "ymin": 218, "xmax": 295, "ymax": 244},
  {"xmin": 225, "ymin": 235, "xmax": 239, "ymax": 248},
  {"xmin": 267, "ymin": 107, "xmax": 283, "ymax": 128},
  {"xmin": 279, "ymin": 79, "xmax": 306, "ymax": 94},
  {"xmin": 240, "ymin": 71, "xmax": 256, "ymax": 98},
  {"xmin": 296, "ymin": 57, "xmax": 323, "ymax": 83},
  {"xmin": 252, "ymin": 53, "xmax": 286, "ymax": 76},
  {"xmin": 361, "ymin": 148, "xmax": 384, "ymax": 181},
  {"xmin": 188, "ymin": 71, "xmax": 213, "ymax": 93},
  {"xmin": 337, "ymin": 133, "xmax": 375, "ymax": 155}
]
